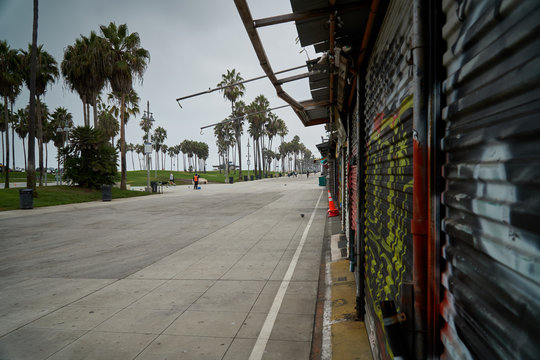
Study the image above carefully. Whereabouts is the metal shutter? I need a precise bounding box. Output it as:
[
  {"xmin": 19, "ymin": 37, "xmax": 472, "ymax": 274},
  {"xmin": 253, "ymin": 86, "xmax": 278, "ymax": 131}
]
[
  {"xmin": 363, "ymin": 1, "xmax": 415, "ymax": 358},
  {"xmin": 440, "ymin": 1, "xmax": 540, "ymax": 359}
]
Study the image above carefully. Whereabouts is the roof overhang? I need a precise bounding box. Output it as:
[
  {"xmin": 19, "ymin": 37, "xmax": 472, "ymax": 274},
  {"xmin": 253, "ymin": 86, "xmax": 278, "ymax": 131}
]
[{"xmin": 234, "ymin": 0, "xmax": 382, "ymax": 127}]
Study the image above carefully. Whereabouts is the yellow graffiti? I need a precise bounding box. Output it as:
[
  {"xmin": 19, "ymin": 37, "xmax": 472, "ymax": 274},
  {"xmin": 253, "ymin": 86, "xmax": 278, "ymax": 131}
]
[{"xmin": 364, "ymin": 94, "xmax": 414, "ymax": 339}]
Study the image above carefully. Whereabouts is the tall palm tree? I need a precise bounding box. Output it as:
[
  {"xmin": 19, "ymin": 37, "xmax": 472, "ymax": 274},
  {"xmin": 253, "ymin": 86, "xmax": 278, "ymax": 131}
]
[
  {"xmin": 0, "ymin": 40, "xmax": 23, "ymax": 188},
  {"xmin": 61, "ymin": 32, "xmax": 107, "ymax": 127},
  {"xmin": 50, "ymin": 107, "xmax": 73, "ymax": 178},
  {"xmin": 218, "ymin": 69, "xmax": 245, "ymax": 180},
  {"xmin": 247, "ymin": 95, "xmax": 269, "ymax": 178},
  {"xmin": 21, "ymin": 44, "xmax": 58, "ymax": 185},
  {"xmin": 276, "ymin": 118, "xmax": 288, "ymax": 172},
  {"xmin": 161, "ymin": 144, "xmax": 168, "ymax": 170},
  {"xmin": 14, "ymin": 108, "xmax": 28, "ymax": 170},
  {"xmin": 97, "ymin": 98, "xmax": 118, "ymax": 146},
  {"xmin": 25, "ymin": 0, "xmax": 39, "ymax": 192},
  {"xmin": 100, "ymin": 22, "xmax": 149, "ymax": 190},
  {"xmin": 127, "ymin": 143, "xmax": 135, "ymax": 171},
  {"xmin": 151, "ymin": 126, "xmax": 166, "ymax": 171}
]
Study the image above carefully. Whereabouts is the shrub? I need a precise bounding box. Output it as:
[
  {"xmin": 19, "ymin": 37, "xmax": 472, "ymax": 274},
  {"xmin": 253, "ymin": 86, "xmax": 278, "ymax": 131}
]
[{"xmin": 61, "ymin": 126, "xmax": 118, "ymax": 189}]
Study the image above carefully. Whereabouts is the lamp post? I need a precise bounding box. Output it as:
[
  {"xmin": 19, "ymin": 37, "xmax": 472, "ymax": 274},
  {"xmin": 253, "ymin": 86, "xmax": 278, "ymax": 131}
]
[
  {"xmin": 56, "ymin": 126, "xmax": 71, "ymax": 185},
  {"xmin": 141, "ymin": 101, "xmax": 155, "ymax": 192}
]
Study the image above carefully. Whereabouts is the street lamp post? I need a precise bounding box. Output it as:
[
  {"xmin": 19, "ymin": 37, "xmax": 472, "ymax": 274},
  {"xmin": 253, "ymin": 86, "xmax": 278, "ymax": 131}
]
[{"xmin": 141, "ymin": 101, "xmax": 155, "ymax": 192}]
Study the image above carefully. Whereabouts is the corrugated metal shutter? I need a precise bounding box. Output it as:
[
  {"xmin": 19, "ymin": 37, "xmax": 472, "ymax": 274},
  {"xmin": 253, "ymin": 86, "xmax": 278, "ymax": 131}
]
[
  {"xmin": 350, "ymin": 165, "xmax": 358, "ymax": 231},
  {"xmin": 362, "ymin": 1, "xmax": 415, "ymax": 358},
  {"xmin": 440, "ymin": 1, "xmax": 540, "ymax": 359}
]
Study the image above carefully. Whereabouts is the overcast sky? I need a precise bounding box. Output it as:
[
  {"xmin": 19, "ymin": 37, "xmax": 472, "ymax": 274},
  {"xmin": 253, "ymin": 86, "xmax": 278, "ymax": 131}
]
[{"xmin": 0, "ymin": 0, "xmax": 324, "ymax": 171}]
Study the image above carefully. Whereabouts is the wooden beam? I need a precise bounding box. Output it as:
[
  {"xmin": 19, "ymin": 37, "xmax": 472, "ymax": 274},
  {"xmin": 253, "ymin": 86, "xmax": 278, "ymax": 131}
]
[{"xmin": 253, "ymin": 3, "xmax": 369, "ymax": 28}]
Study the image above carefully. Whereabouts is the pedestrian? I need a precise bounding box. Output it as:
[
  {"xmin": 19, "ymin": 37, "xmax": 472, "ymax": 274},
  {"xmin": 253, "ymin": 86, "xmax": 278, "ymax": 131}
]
[
  {"xmin": 169, "ymin": 173, "xmax": 175, "ymax": 186},
  {"xmin": 193, "ymin": 173, "xmax": 199, "ymax": 190},
  {"xmin": 307, "ymin": 170, "xmax": 310, "ymax": 178}
]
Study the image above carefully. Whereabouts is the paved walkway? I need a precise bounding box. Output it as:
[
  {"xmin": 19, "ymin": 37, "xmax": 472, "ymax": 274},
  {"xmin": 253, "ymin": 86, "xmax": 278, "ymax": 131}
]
[{"xmin": 0, "ymin": 177, "xmax": 328, "ymax": 359}]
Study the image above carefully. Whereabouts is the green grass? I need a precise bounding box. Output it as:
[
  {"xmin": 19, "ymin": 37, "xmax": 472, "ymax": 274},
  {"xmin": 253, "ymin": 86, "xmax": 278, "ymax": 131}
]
[
  {"xmin": 0, "ymin": 170, "xmax": 284, "ymax": 211},
  {"xmin": 124, "ymin": 170, "xmax": 281, "ymax": 186},
  {"xmin": 0, "ymin": 186, "xmax": 152, "ymax": 211}
]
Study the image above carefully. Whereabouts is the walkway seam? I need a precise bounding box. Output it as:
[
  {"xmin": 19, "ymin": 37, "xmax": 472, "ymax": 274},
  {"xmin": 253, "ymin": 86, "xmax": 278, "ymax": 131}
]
[{"xmin": 248, "ymin": 190, "xmax": 324, "ymax": 360}]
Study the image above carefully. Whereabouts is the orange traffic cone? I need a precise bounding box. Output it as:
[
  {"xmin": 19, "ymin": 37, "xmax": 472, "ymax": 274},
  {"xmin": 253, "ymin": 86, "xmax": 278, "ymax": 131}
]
[{"xmin": 327, "ymin": 190, "xmax": 339, "ymax": 217}]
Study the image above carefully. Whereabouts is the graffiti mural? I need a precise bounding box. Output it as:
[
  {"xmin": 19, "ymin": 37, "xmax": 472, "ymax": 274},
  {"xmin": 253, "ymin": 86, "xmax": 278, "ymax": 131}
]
[{"xmin": 363, "ymin": 94, "xmax": 414, "ymax": 357}]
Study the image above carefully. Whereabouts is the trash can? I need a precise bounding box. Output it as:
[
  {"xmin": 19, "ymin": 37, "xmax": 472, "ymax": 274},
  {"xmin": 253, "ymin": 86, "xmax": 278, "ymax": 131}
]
[
  {"xmin": 19, "ymin": 188, "xmax": 33, "ymax": 209},
  {"xmin": 229, "ymin": 176, "xmax": 234, "ymax": 184},
  {"xmin": 318, "ymin": 176, "xmax": 327, "ymax": 186},
  {"xmin": 270, "ymin": 174, "xmax": 273, "ymax": 178},
  {"xmin": 102, "ymin": 184, "xmax": 112, "ymax": 201},
  {"xmin": 151, "ymin": 181, "xmax": 158, "ymax": 193},
  {"xmin": 244, "ymin": 175, "xmax": 248, "ymax": 181},
  {"xmin": 250, "ymin": 175, "xmax": 254, "ymax": 181}
]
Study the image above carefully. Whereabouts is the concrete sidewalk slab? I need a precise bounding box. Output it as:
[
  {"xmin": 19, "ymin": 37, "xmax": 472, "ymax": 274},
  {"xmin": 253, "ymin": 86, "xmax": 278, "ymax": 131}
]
[{"xmin": 0, "ymin": 176, "xmax": 328, "ymax": 359}]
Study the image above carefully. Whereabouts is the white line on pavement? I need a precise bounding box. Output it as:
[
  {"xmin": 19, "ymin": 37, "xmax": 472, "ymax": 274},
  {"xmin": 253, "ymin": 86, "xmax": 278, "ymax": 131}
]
[{"xmin": 249, "ymin": 190, "xmax": 324, "ymax": 360}]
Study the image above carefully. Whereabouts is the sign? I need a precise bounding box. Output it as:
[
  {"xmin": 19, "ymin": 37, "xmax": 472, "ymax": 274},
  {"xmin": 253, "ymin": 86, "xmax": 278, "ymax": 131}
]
[{"xmin": 144, "ymin": 143, "xmax": 152, "ymax": 155}]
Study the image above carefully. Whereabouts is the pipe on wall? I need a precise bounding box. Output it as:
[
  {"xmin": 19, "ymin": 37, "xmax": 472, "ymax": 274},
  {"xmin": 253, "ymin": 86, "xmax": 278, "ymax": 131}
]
[{"xmin": 411, "ymin": 0, "xmax": 428, "ymax": 359}]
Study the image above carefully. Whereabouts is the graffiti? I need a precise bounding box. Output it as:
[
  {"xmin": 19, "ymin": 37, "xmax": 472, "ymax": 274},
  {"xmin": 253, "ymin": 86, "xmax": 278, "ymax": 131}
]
[{"xmin": 363, "ymin": 94, "xmax": 414, "ymax": 358}]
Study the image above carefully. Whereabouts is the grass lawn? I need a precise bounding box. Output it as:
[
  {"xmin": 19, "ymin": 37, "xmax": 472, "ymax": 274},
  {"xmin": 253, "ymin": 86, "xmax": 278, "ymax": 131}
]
[
  {"xmin": 0, "ymin": 170, "xmax": 283, "ymax": 211},
  {"xmin": 0, "ymin": 186, "xmax": 152, "ymax": 211},
  {"xmin": 125, "ymin": 170, "xmax": 281, "ymax": 186}
]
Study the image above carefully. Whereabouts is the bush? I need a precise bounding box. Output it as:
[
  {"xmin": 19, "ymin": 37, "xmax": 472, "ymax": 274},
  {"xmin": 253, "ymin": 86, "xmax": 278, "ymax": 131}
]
[{"xmin": 61, "ymin": 126, "xmax": 118, "ymax": 189}]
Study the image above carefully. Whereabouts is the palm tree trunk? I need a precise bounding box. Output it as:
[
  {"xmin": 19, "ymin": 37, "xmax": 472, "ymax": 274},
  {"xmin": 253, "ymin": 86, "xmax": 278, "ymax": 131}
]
[
  {"xmin": 11, "ymin": 103, "xmax": 15, "ymax": 171},
  {"xmin": 130, "ymin": 151, "xmax": 135, "ymax": 171},
  {"xmin": 182, "ymin": 153, "xmax": 186, "ymax": 171},
  {"xmin": 37, "ymin": 96, "xmax": 44, "ymax": 186},
  {"xmin": 22, "ymin": 137, "xmax": 27, "ymax": 170},
  {"xmin": 26, "ymin": 0, "xmax": 38, "ymax": 193},
  {"xmin": 120, "ymin": 93, "xmax": 127, "ymax": 190},
  {"xmin": 237, "ymin": 134, "xmax": 242, "ymax": 179},
  {"xmin": 3, "ymin": 96, "xmax": 10, "ymax": 188},
  {"xmin": 45, "ymin": 142, "xmax": 48, "ymax": 185},
  {"xmin": 92, "ymin": 98, "xmax": 98, "ymax": 128}
]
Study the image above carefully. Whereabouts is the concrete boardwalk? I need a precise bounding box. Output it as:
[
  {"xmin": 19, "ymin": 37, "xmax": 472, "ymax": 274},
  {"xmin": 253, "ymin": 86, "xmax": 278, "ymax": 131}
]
[{"xmin": 0, "ymin": 176, "xmax": 327, "ymax": 359}]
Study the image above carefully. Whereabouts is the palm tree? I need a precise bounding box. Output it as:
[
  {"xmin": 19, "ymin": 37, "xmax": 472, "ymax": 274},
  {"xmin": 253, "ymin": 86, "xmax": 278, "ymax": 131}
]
[
  {"xmin": 100, "ymin": 22, "xmax": 150, "ymax": 190},
  {"xmin": 25, "ymin": 0, "xmax": 39, "ymax": 192},
  {"xmin": 276, "ymin": 118, "xmax": 288, "ymax": 172},
  {"xmin": 97, "ymin": 98, "xmax": 118, "ymax": 146},
  {"xmin": 0, "ymin": 40, "xmax": 23, "ymax": 188},
  {"xmin": 135, "ymin": 143, "xmax": 143, "ymax": 170},
  {"xmin": 50, "ymin": 107, "xmax": 73, "ymax": 179},
  {"xmin": 151, "ymin": 126, "xmax": 166, "ymax": 171},
  {"xmin": 14, "ymin": 108, "xmax": 28, "ymax": 170},
  {"xmin": 21, "ymin": 44, "xmax": 59, "ymax": 185},
  {"xmin": 61, "ymin": 32, "xmax": 108, "ymax": 127},
  {"xmin": 218, "ymin": 69, "xmax": 245, "ymax": 180},
  {"xmin": 247, "ymin": 95, "xmax": 270, "ymax": 178},
  {"xmin": 161, "ymin": 144, "xmax": 168, "ymax": 170}
]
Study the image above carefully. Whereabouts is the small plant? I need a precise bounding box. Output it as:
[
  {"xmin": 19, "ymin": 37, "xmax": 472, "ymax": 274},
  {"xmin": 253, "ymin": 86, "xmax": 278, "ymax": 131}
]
[{"xmin": 61, "ymin": 126, "xmax": 118, "ymax": 189}]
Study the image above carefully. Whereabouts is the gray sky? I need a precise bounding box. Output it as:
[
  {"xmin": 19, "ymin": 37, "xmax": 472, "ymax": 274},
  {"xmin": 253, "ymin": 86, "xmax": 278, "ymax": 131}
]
[{"xmin": 0, "ymin": 0, "xmax": 324, "ymax": 171}]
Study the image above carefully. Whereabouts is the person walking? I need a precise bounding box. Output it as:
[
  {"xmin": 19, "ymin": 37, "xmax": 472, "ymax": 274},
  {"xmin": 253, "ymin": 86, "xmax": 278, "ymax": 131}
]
[{"xmin": 193, "ymin": 173, "xmax": 199, "ymax": 190}]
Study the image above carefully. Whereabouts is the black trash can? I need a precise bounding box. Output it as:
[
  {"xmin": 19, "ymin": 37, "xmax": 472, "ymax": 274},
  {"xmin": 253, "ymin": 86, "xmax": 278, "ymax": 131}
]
[
  {"xmin": 229, "ymin": 176, "xmax": 234, "ymax": 184},
  {"xmin": 250, "ymin": 175, "xmax": 254, "ymax": 181},
  {"xmin": 244, "ymin": 175, "xmax": 248, "ymax": 181},
  {"xmin": 102, "ymin": 184, "xmax": 112, "ymax": 201},
  {"xmin": 151, "ymin": 181, "xmax": 158, "ymax": 193},
  {"xmin": 270, "ymin": 174, "xmax": 273, "ymax": 178},
  {"xmin": 19, "ymin": 188, "xmax": 33, "ymax": 209}
]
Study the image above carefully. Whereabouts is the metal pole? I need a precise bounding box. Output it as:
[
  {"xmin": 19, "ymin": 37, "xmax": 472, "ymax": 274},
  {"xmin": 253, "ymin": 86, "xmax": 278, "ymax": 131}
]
[
  {"xmin": 146, "ymin": 101, "xmax": 151, "ymax": 192},
  {"xmin": 175, "ymin": 64, "xmax": 307, "ymax": 106},
  {"xmin": 412, "ymin": 0, "xmax": 428, "ymax": 358}
]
